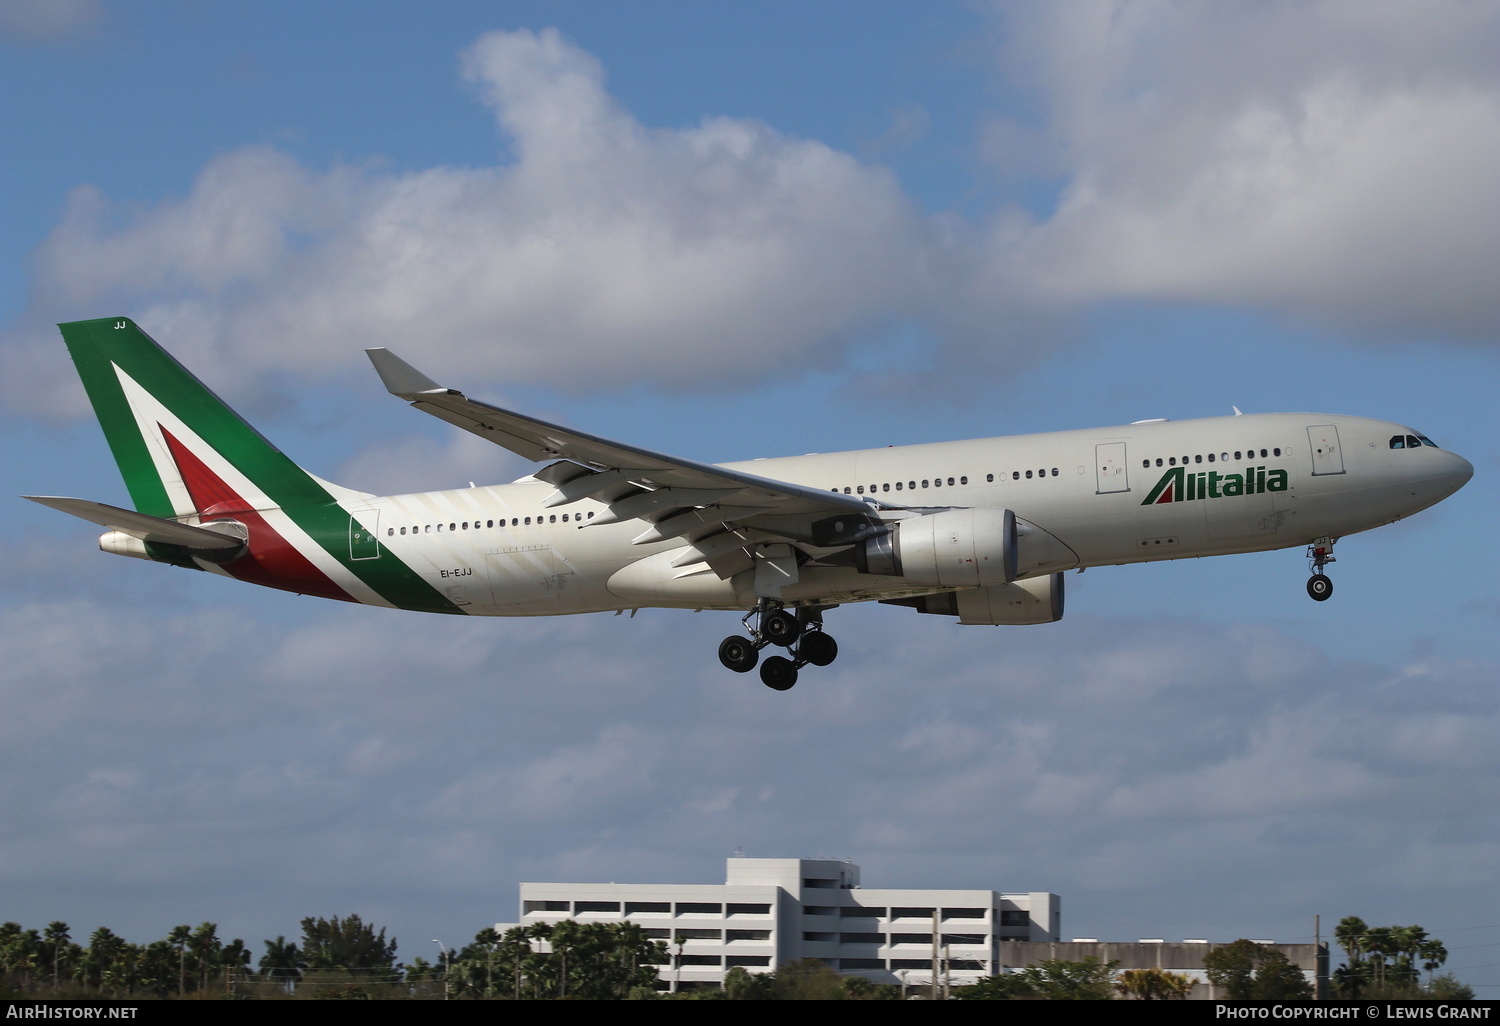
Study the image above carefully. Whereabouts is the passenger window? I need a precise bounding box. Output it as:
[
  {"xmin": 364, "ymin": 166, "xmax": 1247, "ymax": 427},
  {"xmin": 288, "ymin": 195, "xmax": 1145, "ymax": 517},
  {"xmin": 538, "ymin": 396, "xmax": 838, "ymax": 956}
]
[
  {"xmin": 1025, "ymin": 470, "xmax": 1033, "ymax": 479},
  {"xmin": 1052, "ymin": 468, "xmax": 1058, "ymax": 476},
  {"xmin": 883, "ymin": 483, "xmax": 890, "ymax": 492},
  {"xmin": 1274, "ymin": 448, "xmax": 1281, "ymax": 456},
  {"xmin": 562, "ymin": 514, "xmax": 569, "ymax": 522},
  {"xmin": 525, "ymin": 517, "xmax": 531, "ymax": 525},
  {"xmin": 1233, "ymin": 452, "xmax": 1241, "ymax": 460},
  {"xmin": 857, "ymin": 486, "xmax": 864, "ymax": 494},
  {"xmin": 986, "ymin": 474, "xmax": 994, "ymax": 482},
  {"xmin": 1169, "ymin": 458, "xmax": 1176, "ymax": 466},
  {"xmin": 549, "ymin": 515, "xmax": 556, "ymax": 524},
  {"xmin": 895, "ymin": 482, "xmax": 903, "ymax": 490},
  {"xmin": 1156, "ymin": 459, "xmax": 1163, "ymax": 467},
  {"xmin": 1142, "ymin": 460, "xmax": 1149, "ymax": 468},
  {"xmin": 844, "ymin": 487, "xmax": 851, "ymax": 494},
  {"xmin": 588, "ymin": 512, "xmax": 595, "ymax": 518},
  {"xmin": 947, "ymin": 477, "xmax": 954, "ymax": 486},
  {"xmin": 386, "ymin": 528, "xmax": 394, "ymax": 537},
  {"xmin": 960, "ymin": 476, "xmax": 968, "ymax": 485}
]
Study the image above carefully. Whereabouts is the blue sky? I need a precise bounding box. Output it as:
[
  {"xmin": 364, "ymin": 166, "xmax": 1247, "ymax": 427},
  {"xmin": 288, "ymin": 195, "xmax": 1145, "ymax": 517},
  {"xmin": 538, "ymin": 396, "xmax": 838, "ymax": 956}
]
[{"xmin": 3, "ymin": 0, "xmax": 1498, "ymax": 988}]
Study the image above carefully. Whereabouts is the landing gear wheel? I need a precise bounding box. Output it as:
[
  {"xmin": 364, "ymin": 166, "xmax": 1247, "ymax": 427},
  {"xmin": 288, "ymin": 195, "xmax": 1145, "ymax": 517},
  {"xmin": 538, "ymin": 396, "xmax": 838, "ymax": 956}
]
[
  {"xmin": 798, "ymin": 631, "xmax": 838, "ymax": 667},
  {"xmin": 1307, "ymin": 574, "xmax": 1333, "ymax": 601},
  {"xmin": 718, "ymin": 635, "xmax": 759, "ymax": 673},
  {"xmin": 760, "ymin": 656, "xmax": 798, "ymax": 691},
  {"xmin": 761, "ymin": 609, "xmax": 801, "ymax": 648}
]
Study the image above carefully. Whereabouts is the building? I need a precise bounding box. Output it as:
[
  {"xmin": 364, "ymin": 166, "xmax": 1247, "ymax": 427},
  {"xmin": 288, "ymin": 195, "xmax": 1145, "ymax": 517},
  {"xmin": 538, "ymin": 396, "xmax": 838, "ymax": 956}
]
[{"xmin": 507, "ymin": 856, "xmax": 1060, "ymax": 989}]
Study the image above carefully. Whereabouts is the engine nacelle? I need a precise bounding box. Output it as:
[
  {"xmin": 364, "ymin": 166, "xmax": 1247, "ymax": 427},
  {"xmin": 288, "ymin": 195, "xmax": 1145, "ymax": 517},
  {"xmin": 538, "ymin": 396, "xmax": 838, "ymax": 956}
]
[
  {"xmin": 884, "ymin": 573, "xmax": 1065, "ymax": 625},
  {"xmin": 954, "ymin": 573, "xmax": 1064, "ymax": 625},
  {"xmin": 854, "ymin": 508, "xmax": 1017, "ymax": 588}
]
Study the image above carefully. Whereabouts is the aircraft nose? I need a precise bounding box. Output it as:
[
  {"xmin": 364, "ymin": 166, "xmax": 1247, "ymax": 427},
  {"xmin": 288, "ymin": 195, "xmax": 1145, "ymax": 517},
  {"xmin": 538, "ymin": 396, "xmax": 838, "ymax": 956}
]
[{"xmin": 1448, "ymin": 451, "xmax": 1475, "ymax": 490}]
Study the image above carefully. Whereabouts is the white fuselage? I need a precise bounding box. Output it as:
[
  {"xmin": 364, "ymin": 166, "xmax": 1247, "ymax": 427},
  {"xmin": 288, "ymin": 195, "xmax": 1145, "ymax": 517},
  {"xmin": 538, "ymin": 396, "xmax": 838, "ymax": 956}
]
[{"xmin": 349, "ymin": 412, "xmax": 1472, "ymax": 616}]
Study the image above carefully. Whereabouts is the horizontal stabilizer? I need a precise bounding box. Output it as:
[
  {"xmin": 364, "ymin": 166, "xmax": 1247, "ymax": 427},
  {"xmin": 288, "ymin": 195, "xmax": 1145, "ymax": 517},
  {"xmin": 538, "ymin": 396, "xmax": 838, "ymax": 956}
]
[{"xmin": 24, "ymin": 496, "xmax": 246, "ymax": 549}]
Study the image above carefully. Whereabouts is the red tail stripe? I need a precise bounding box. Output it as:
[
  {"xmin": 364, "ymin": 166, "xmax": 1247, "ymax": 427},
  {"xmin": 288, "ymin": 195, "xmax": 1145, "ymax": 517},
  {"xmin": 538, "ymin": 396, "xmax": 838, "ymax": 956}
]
[{"xmin": 159, "ymin": 427, "xmax": 356, "ymax": 603}]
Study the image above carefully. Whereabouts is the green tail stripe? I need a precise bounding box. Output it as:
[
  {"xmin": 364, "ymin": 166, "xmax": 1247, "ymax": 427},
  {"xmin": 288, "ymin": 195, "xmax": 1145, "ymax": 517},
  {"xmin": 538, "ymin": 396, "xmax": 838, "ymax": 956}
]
[
  {"xmin": 60, "ymin": 317, "xmax": 332, "ymax": 516},
  {"xmin": 60, "ymin": 317, "xmax": 462, "ymax": 614}
]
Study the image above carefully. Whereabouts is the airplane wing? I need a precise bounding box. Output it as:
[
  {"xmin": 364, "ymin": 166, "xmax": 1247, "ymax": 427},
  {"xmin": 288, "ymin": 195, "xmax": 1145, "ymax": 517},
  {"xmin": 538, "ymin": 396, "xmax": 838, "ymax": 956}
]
[
  {"xmin": 366, "ymin": 349, "xmax": 879, "ymax": 578},
  {"xmin": 23, "ymin": 496, "xmax": 246, "ymax": 550}
]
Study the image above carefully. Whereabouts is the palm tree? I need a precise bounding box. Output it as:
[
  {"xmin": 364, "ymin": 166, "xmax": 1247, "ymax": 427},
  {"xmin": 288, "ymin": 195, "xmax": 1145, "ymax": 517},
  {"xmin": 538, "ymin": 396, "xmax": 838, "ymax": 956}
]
[{"xmin": 1419, "ymin": 939, "xmax": 1448, "ymax": 989}]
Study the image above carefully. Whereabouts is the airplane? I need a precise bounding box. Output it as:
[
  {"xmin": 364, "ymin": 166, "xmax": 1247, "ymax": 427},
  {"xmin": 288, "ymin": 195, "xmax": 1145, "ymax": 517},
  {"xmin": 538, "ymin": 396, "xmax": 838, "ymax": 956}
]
[{"xmin": 27, "ymin": 317, "xmax": 1474, "ymax": 691}]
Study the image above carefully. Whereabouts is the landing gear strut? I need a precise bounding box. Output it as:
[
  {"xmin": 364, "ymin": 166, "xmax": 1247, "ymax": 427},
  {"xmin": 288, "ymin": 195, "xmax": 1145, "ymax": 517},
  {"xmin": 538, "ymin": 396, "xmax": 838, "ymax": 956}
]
[
  {"xmin": 717, "ymin": 601, "xmax": 839, "ymax": 690},
  {"xmin": 1306, "ymin": 537, "xmax": 1336, "ymax": 602}
]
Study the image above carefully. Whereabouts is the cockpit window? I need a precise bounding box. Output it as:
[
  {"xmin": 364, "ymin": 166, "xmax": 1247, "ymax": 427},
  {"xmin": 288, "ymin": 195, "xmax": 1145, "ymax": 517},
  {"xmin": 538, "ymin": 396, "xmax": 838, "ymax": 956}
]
[{"xmin": 1393, "ymin": 432, "xmax": 1440, "ymax": 450}]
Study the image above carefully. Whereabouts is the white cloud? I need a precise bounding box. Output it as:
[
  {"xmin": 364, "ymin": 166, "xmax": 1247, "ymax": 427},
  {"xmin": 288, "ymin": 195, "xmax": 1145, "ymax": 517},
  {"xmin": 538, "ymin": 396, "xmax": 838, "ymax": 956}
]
[
  {"xmin": 9, "ymin": 28, "xmax": 936, "ymax": 411},
  {"xmin": 990, "ymin": 1, "xmax": 1500, "ymax": 341},
  {"xmin": 0, "ymin": 566, "xmax": 1493, "ymax": 945}
]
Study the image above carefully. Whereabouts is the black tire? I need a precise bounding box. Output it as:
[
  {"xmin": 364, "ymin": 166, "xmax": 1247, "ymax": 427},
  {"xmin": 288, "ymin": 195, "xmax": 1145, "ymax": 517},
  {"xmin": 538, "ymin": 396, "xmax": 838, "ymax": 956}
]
[
  {"xmin": 718, "ymin": 635, "xmax": 759, "ymax": 672},
  {"xmin": 799, "ymin": 631, "xmax": 838, "ymax": 667},
  {"xmin": 761, "ymin": 609, "xmax": 801, "ymax": 647},
  {"xmin": 760, "ymin": 656, "xmax": 798, "ymax": 690},
  {"xmin": 1307, "ymin": 574, "xmax": 1333, "ymax": 601}
]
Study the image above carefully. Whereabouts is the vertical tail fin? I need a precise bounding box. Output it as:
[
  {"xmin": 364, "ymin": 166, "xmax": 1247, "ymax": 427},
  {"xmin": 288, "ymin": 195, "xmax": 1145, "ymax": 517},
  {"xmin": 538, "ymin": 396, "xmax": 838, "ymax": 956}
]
[{"xmin": 59, "ymin": 317, "xmax": 344, "ymax": 517}]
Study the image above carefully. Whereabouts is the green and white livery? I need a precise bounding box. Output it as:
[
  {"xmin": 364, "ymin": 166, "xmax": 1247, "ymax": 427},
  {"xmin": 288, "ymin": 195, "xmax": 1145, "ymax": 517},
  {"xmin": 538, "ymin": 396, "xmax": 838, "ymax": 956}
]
[{"xmin": 30, "ymin": 318, "xmax": 1473, "ymax": 691}]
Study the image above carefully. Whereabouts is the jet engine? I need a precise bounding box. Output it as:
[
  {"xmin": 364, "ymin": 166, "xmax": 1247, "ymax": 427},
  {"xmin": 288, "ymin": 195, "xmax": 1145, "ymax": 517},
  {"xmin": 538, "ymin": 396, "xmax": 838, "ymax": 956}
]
[
  {"xmin": 883, "ymin": 572, "xmax": 1065, "ymax": 625},
  {"xmin": 816, "ymin": 507, "xmax": 1078, "ymax": 586}
]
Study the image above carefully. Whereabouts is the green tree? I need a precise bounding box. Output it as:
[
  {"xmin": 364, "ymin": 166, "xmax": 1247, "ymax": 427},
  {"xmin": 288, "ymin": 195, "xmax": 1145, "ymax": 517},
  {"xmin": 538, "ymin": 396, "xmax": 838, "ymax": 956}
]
[
  {"xmin": 722, "ymin": 965, "xmax": 774, "ymax": 1000},
  {"xmin": 259, "ymin": 935, "xmax": 304, "ymax": 985},
  {"xmin": 0, "ymin": 923, "xmax": 43, "ymax": 991},
  {"xmin": 299, "ymin": 915, "xmax": 398, "ymax": 976},
  {"xmin": 1332, "ymin": 920, "xmax": 1450, "ymax": 999},
  {"xmin": 765, "ymin": 959, "xmax": 845, "ymax": 1000},
  {"xmin": 42, "ymin": 922, "xmax": 76, "ymax": 991},
  {"xmin": 166, "ymin": 925, "xmax": 190, "ymax": 995},
  {"xmin": 1115, "ymin": 966, "xmax": 1194, "ymax": 999},
  {"xmin": 954, "ymin": 972, "xmax": 1036, "ymax": 1000},
  {"xmin": 1015, "ymin": 956, "xmax": 1120, "ymax": 1000},
  {"xmin": 1204, "ymin": 940, "xmax": 1312, "ymax": 1000},
  {"xmin": 1427, "ymin": 974, "xmax": 1474, "ymax": 1000}
]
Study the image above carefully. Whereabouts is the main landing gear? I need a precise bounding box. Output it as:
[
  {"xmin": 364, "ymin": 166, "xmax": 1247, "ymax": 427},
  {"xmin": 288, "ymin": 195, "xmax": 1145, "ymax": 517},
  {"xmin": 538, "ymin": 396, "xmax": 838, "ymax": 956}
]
[
  {"xmin": 717, "ymin": 602, "xmax": 839, "ymax": 691},
  {"xmin": 1305, "ymin": 536, "xmax": 1337, "ymax": 602}
]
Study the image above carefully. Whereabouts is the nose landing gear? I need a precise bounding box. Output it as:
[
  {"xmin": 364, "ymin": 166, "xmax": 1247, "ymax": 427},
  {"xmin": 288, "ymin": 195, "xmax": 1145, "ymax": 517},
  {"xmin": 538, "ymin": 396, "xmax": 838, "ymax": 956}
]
[
  {"xmin": 1305, "ymin": 537, "xmax": 1337, "ymax": 602},
  {"xmin": 717, "ymin": 602, "xmax": 839, "ymax": 690}
]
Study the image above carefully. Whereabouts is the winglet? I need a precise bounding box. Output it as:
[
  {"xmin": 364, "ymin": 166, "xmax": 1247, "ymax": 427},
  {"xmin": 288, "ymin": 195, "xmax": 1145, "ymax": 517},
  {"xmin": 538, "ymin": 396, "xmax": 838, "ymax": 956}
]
[{"xmin": 366, "ymin": 348, "xmax": 448, "ymax": 398}]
